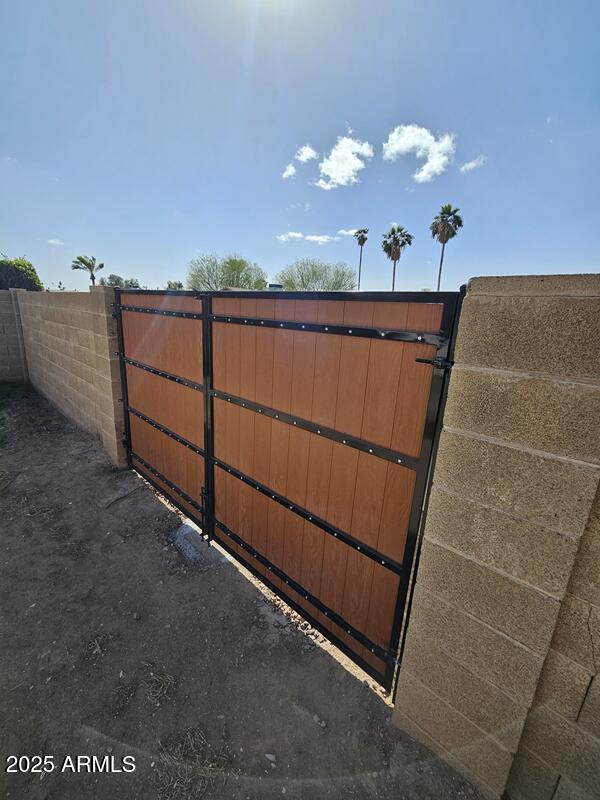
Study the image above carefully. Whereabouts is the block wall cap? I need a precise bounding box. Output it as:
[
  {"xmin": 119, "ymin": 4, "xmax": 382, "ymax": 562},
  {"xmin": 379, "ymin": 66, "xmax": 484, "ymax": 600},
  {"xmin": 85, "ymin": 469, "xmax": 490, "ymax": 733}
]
[{"xmin": 467, "ymin": 274, "xmax": 600, "ymax": 297}]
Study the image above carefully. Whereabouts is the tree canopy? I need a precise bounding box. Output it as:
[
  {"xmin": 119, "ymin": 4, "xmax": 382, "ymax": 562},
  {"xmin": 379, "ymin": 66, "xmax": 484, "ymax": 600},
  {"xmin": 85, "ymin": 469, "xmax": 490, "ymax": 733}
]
[
  {"xmin": 186, "ymin": 254, "xmax": 267, "ymax": 291},
  {"xmin": 273, "ymin": 258, "xmax": 356, "ymax": 291},
  {"xmin": 0, "ymin": 255, "xmax": 44, "ymax": 291},
  {"xmin": 166, "ymin": 280, "xmax": 184, "ymax": 290},
  {"xmin": 71, "ymin": 255, "xmax": 104, "ymax": 285},
  {"xmin": 99, "ymin": 274, "xmax": 143, "ymax": 289},
  {"xmin": 381, "ymin": 225, "xmax": 414, "ymax": 263},
  {"xmin": 430, "ymin": 203, "xmax": 463, "ymax": 245}
]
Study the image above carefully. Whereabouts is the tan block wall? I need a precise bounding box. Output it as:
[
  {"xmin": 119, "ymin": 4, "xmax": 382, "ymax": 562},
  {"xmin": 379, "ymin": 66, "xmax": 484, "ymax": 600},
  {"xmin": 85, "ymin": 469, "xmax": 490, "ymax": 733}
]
[
  {"xmin": 393, "ymin": 274, "xmax": 600, "ymax": 800},
  {"xmin": 0, "ymin": 290, "xmax": 28, "ymax": 382},
  {"xmin": 14, "ymin": 287, "xmax": 127, "ymax": 467},
  {"xmin": 508, "ymin": 483, "xmax": 600, "ymax": 800}
]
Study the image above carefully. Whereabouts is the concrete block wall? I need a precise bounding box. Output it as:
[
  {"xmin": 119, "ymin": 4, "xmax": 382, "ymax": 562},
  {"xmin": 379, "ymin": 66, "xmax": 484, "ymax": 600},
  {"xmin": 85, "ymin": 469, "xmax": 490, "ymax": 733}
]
[
  {"xmin": 0, "ymin": 289, "xmax": 28, "ymax": 382},
  {"xmin": 508, "ymin": 482, "xmax": 600, "ymax": 800},
  {"xmin": 393, "ymin": 274, "xmax": 600, "ymax": 800},
  {"xmin": 12, "ymin": 287, "xmax": 127, "ymax": 467}
]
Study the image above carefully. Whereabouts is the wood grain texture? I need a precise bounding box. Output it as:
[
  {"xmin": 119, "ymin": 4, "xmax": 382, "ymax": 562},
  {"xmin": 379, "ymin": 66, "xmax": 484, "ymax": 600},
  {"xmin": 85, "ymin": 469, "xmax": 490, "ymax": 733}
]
[
  {"xmin": 122, "ymin": 312, "xmax": 203, "ymax": 383},
  {"xmin": 129, "ymin": 414, "xmax": 204, "ymax": 501},
  {"xmin": 126, "ymin": 364, "xmax": 204, "ymax": 448}
]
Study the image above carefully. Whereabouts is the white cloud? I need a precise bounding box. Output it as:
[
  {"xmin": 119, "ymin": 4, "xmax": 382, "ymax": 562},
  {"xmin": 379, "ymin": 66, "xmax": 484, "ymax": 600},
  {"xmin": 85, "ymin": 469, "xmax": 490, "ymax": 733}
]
[
  {"xmin": 315, "ymin": 135, "xmax": 374, "ymax": 190},
  {"xmin": 382, "ymin": 124, "xmax": 455, "ymax": 183},
  {"xmin": 305, "ymin": 234, "xmax": 339, "ymax": 245},
  {"xmin": 295, "ymin": 144, "xmax": 318, "ymax": 163},
  {"xmin": 337, "ymin": 228, "xmax": 357, "ymax": 236},
  {"xmin": 276, "ymin": 231, "xmax": 339, "ymax": 245},
  {"xmin": 290, "ymin": 202, "xmax": 311, "ymax": 211},
  {"xmin": 459, "ymin": 154, "xmax": 486, "ymax": 173},
  {"xmin": 47, "ymin": 239, "xmax": 64, "ymax": 246},
  {"xmin": 281, "ymin": 145, "xmax": 319, "ymax": 180},
  {"xmin": 276, "ymin": 231, "xmax": 304, "ymax": 242}
]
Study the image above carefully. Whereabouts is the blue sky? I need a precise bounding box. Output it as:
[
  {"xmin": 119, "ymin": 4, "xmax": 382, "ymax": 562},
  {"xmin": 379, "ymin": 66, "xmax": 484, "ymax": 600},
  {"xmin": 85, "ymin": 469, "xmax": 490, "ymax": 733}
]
[{"xmin": 1, "ymin": 0, "xmax": 599, "ymax": 291}]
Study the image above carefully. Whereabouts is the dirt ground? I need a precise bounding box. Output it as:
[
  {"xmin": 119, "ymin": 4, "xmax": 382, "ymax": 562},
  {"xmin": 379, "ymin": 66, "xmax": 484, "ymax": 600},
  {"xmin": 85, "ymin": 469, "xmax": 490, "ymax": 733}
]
[{"xmin": 0, "ymin": 385, "xmax": 482, "ymax": 800}]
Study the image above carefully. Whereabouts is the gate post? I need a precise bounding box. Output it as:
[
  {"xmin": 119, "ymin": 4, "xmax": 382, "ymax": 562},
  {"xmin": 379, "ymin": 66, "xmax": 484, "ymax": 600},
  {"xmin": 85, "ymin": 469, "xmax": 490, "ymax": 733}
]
[
  {"xmin": 392, "ymin": 274, "xmax": 600, "ymax": 800},
  {"xmin": 201, "ymin": 293, "xmax": 215, "ymax": 539}
]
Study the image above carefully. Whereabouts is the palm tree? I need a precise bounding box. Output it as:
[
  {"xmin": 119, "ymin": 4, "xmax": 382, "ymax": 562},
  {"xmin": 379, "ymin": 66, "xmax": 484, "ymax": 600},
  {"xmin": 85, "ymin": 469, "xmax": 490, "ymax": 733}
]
[
  {"xmin": 430, "ymin": 204, "xmax": 463, "ymax": 290},
  {"xmin": 71, "ymin": 255, "xmax": 104, "ymax": 286},
  {"xmin": 353, "ymin": 228, "xmax": 368, "ymax": 290},
  {"xmin": 381, "ymin": 225, "xmax": 414, "ymax": 291}
]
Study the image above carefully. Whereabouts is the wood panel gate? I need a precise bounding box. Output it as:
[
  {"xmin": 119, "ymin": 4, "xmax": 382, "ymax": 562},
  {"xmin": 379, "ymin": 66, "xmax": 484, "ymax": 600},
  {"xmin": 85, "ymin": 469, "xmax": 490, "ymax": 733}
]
[{"xmin": 115, "ymin": 289, "xmax": 461, "ymax": 691}]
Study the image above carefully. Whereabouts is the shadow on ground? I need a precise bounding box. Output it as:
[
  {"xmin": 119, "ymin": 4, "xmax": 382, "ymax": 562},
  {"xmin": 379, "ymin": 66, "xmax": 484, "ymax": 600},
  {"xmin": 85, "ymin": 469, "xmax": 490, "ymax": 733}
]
[{"xmin": 0, "ymin": 385, "xmax": 482, "ymax": 800}]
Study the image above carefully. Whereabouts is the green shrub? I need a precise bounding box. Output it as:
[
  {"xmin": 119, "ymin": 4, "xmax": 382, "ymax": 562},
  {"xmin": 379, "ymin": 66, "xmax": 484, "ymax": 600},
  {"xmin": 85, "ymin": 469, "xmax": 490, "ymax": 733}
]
[{"xmin": 0, "ymin": 256, "xmax": 44, "ymax": 291}]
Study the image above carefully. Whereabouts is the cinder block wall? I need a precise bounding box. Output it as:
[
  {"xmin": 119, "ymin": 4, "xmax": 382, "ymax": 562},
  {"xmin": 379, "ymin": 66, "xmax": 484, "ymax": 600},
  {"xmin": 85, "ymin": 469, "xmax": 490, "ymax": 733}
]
[
  {"xmin": 508, "ymin": 481, "xmax": 600, "ymax": 800},
  {"xmin": 12, "ymin": 287, "xmax": 127, "ymax": 467},
  {"xmin": 0, "ymin": 290, "xmax": 28, "ymax": 381},
  {"xmin": 393, "ymin": 274, "xmax": 600, "ymax": 800}
]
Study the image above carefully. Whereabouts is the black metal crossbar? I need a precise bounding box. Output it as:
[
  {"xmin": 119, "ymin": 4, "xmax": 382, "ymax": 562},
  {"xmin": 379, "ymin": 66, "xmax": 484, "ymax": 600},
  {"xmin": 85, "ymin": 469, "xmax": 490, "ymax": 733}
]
[
  {"xmin": 211, "ymin": 313, "xmax": 442, "ymax": 346},
  {"xmin": 130, "ymin": 452, "xmax": 205, "ymax": 515},
  {"xmin": 212, "ymin": 516, "xmax": 394, "ymax": 663},
  {"xmin": 120, "ymin": 304, "xmax": 202, "ymax": 320},
  {"xmin": 212, "ymin": 390, "xmax": 417, "ymax": 468},
  {"xmin": 213, "ymin": 458, "xmax": 403, "ymax": 575},
  {"xmin": 128, "ymin": 408, "xmax": 205, "ymax": 456},
  {"xmin": 122, "ymin": 357, "xmax": 204, "ymax": 392},
  {"xmin": 210, "ymin": 525, "xmax": 387, "ymax": 683}
]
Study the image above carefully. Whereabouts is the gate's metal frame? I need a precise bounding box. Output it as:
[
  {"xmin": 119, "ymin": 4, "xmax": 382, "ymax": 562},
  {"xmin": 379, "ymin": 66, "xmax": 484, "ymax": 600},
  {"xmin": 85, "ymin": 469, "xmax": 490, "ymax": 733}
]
[{"xmin": 114, "ymin": 288, "xmax": 464, "ymax": 692}]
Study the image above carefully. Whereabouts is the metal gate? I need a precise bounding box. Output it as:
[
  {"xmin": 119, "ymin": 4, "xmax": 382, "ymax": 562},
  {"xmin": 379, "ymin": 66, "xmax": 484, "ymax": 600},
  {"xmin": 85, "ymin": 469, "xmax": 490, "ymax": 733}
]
[{"xmin": 115, "ymin": 289, "xmax": 461, "ymax": 691}]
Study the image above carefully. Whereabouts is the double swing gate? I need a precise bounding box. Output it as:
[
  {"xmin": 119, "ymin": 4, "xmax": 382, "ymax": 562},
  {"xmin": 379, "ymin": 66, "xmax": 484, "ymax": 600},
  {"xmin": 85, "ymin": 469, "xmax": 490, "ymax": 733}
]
[{"xmin": 115, "ymin": 288, "xmax": 461, "ymax": 691}]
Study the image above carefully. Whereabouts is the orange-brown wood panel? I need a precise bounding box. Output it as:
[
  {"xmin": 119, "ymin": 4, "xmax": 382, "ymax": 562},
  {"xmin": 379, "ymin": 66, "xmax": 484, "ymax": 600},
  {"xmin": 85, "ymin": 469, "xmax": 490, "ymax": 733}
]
[
  {"xmin": 300, "ymin": 437, "xmax": 333, "ymax": 595},
  {"xmin": 319, "ymin": 443, "xmax": 359, "ymax": 614},
  {"xmin": 121, "ymin": 294, "xmax": 203, "ymax": 313},
  {"xmin": 205, "ymin": 296, "xmax": 446, "ymax": 681},
  {"xmin": 212, "ymin": 322, "xmax": 228, "ymax": 394},
  {"xmin": 239, "ymin": 298, "xmax": 258, "ymax": 402},
  {"xmin": 363, "ymin": 462, "xmax": 415, "ymax": 650},
  {"xmin": 265, "ymin": 419, "xmax": 290, "ymax": 589},
  {"xmin": 250, "ymin": 414, "xmax": 272, "ymax": 581},
  {"xmin": 133, "ymin": 457, "xmax": 203, "ymax": 526},
  {"xmin": 340, "ymin": 454, "xmax": 387, "ymax": 637},
  {"xmin": 214, "ymin": 467, "xmax": 229, "ymax": 530},
  {"xmin": 290, "ymin": 300, "xmax": 318, "ymax": 420},
  {"xmin": 126, "ymin": 365, "xmax": 204, "ymax": 448},
  {"xmin": 281, "ymin": 427, "xmax": 310, "ymax": 586},
  {"xmin": 224, "ymin": 387, "xmax": 241, "ymax": 559},
  {"xmin": 211, "ymin": 298, "xmax": 242, "ymax": 398},
  {"xmin": 129, "ymin": 415, "xmax": 204, "ymax": 501},
  {"xmin": 311, "ymin": 301, "xmax": 345, "ymax": 428},
  {"xmin": 238, "ymin": 395, "xmax": 255, "ymax": 547},
  {"xmin": 373, "ymin": 462, "xmax": 415, "ymax": 562},
  {"xmin": 390, "ymin": 343, "xmax": 436, "ymax": 458},
  {"xmin": 360, "ymin": 340, "xmax": 405, "ymax": 448},
  {"xmin": 359, "ymin": 300, "xmax": 410, "ymax": 448},
  {"xmin": 334, "ymin": 302, "xmax": 374, "ymax": 438},
  {"xmin": 255, "ymin": 299, "xmax": 275, "ymax": 407},
  {"xmin": 122, "ymin": 313, "xmax": 203, "ymax": 383},
  {"xmin": 405, "ymin": 302, "xmax": 443, "ymax": 333},
  {"xmin": 224, "ymin": 300, "xmax": 242, "ymax": 398},
  {"xmin": 271, "ymin": 330, "xmax": 294, "ymax": 413},
  {"xmin": 385, "ymin": 301, "xmax": 443, "ymax": 457}
]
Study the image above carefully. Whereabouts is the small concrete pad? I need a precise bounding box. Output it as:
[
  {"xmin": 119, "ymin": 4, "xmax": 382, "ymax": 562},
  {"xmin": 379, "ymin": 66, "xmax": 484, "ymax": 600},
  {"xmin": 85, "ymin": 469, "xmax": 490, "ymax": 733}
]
[{"xmin": 170, "ymin": 522, "xmax": 226, "ymax": 568}]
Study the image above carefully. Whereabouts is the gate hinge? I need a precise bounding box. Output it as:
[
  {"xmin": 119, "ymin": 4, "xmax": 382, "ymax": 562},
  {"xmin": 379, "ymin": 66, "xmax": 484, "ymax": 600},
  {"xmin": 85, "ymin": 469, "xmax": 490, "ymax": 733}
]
[{"xmin": 415, "ymin": 356, "xmax": 454, "ymax": 371}]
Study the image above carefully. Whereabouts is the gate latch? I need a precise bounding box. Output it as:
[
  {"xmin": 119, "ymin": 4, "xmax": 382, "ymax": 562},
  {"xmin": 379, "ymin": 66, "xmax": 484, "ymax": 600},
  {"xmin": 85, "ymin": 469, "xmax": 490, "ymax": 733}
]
[{"xmin": 415, "ymin": 356, "xmax": 454, "ymax": 371}]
